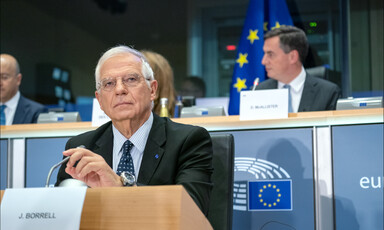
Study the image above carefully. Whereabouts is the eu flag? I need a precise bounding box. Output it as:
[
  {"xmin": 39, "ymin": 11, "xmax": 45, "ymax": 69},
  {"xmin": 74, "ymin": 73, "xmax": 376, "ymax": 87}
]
[
  {"xmin": 228, "ymin": 0, "xmax": 293, "ymax": 115},
  {"xmin": 248, "ymin": 180, "xmax": 292, "ymax": 211}
]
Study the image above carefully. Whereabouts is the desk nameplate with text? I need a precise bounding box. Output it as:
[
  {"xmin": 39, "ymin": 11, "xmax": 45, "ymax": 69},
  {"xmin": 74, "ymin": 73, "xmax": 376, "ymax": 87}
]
[
  {"xmin": 1, "ymin": 187, "xmax": 87, "ymax": 230},
  {"xmin": 92, "ymin": 98, "xmax": 111, "ymax": 127},
  {"xmin": 240, "ymin": 89, "xmax": 289, "ymax": 120}
]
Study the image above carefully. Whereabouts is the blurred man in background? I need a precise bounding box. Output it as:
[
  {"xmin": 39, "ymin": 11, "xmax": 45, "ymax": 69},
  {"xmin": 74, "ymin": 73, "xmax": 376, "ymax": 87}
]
[
  {"xmin": 180, "ymin": 76, "xmax": 206, "ymax": 98},
  {"xmin": 257, "ymin": 26, "xmax": 340, "ymax": 112},
  {"xmin": 0, "ymin": 54, "xmax": 46, "ymax": 125}
]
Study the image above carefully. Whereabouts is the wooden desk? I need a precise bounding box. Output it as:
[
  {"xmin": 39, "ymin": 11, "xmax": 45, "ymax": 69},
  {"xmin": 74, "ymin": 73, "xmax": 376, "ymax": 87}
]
[{"xmin": 1, "ymin": 108, "xmax": 382, "ymax": 138}]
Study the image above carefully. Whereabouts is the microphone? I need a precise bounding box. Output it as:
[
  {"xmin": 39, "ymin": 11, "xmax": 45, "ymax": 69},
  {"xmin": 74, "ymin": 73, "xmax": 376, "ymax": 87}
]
[
  {"xmin": 252, "ymin": 77, "xmax": 260, "ymax": 91},
  {"xmin": 45, "ymin": 145, "xmax": 85, "ymax": 187},
  {"xmin": 58, "ymin": 178, "xmax": 87, "ymax": 187}
]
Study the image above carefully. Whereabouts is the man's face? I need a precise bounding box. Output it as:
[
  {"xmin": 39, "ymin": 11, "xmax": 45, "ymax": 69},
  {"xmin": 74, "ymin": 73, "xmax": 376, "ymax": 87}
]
[
  {"xmin": 261, "ymin": 36, "xmax": 291, "ymax": 82},
  {"xmin": 95, "ymin": 53, "xmax": 157, "ymax": 123},
  {"xmin": 0, "ymin": 56, "xmax": 21, "ymax": 103}
]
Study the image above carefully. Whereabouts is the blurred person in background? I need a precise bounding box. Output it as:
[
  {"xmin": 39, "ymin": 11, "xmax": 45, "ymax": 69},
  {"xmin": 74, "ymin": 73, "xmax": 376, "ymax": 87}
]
[
  {"xmin": 180, "ymin": 76, "xmax": 206, "ymax": 98},
  {"xmin": 0, "ymin": 54, "xmax": 46, "ymax": 125},
  {"xmin": 141, "ymin": 50, "xmax": 176, "ymax": 117},
  {"xmin": 257, "ymin": 26, "xmax": 340, "ymax": 112}
]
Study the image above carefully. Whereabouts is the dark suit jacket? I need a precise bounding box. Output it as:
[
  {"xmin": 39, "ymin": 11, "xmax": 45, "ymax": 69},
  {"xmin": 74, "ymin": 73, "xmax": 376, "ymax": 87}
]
[
  {"xmin": 256, "ymin": 73, "xmax": 341, "ymax": 112},
  {"xmin": 13, "ymin": 95, "xmax": 46, "ymax": 124},
  {"xmin": 56, "ymin": 113, "xmax": 213, "ymax": 215}
]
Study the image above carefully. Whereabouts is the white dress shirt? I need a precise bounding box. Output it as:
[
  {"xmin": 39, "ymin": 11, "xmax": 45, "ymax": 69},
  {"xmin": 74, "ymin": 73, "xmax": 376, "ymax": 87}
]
[
  {"xmin": 112, "ymin": 112, "xmax": 154, "ymax": 178},
  {"xmin": 277, "ymin": 67, "xmax": 306, "ymax": 113},
  {"xmin": 0, "ymin": 91, "xmax": 20, "ymax": 125}
]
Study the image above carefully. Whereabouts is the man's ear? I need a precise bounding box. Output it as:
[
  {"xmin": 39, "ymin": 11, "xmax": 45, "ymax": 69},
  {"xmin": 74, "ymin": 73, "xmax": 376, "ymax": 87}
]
[
  {"xmin": 95, "ymin": 90, "xmax": 103, "ymax": 111},
  {"xmin": 150, "ymin": 80, "xmax": 158, "ymax": 101},
  {"xmin": 16, "ymin": 73, "xmax": 22, "ymax": 86},
  {"xmin": 289, "ymin": 50, "xmax": 300, "ymax": 64}
]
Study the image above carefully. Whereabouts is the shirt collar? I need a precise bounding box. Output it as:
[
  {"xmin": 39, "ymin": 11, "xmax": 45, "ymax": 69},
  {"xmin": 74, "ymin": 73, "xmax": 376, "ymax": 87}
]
[
  {"xmin": 278, "ymin": 66, "xmax": 306, "ymax": 92},
  {"xmin": 1, "ymin": 91, "xmax": 20, "ymax": 110},
  {"xmin": 112, "ymin": 112, "xmax": 154, "ymax": 152}
]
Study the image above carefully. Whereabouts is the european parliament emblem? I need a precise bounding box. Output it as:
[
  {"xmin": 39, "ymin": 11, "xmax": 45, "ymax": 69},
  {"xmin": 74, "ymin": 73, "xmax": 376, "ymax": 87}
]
[
  {"xmin": 233, "ymin": 157, "xmax": 293, "ymax": 212},
  {"xmin": 248, "ymin": 180, "xmax": 292, "ymax": 211}
]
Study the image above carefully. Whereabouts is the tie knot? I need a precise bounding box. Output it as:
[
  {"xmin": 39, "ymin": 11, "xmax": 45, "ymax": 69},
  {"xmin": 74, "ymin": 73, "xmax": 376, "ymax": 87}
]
[
  {"xmin": 123, "ymin": 140, "xmax": 134, "ymax": 153},
  {"xmin": 283, "ymin": 84, "xmax": 291, "ymax": 89},
  {"xmin": 0, "ymin": 104, "xmax": 6, "ymax": 111}
]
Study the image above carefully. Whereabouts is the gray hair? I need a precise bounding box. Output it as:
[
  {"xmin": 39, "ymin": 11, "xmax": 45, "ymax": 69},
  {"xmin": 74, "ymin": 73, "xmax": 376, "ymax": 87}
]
[{"xmin": 94, "ymin": 45, "xmax": 154, "ymax": 91}]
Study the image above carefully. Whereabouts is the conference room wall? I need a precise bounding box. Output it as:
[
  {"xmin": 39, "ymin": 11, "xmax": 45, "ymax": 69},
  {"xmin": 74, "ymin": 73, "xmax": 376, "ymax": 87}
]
[
  {"xmin": 0, "ymin": 0, "xmax": 187, "ymax": 103},
  {"xmin": 1, "ymin": 0, "xmax": 382, "ymax": 104}
]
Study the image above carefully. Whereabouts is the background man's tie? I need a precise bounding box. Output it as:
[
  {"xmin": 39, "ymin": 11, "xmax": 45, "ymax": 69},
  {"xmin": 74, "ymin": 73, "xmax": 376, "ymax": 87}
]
[
  {"xmin": 283, "ymin": 84, "xmax": 293, "ymax": 113},
  {"xmin": 0, "ymin": 105, "xmax": 7, "ymax": 125}
]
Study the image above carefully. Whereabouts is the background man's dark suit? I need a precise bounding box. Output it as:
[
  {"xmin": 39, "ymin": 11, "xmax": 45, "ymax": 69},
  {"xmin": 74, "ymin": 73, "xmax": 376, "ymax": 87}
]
[
  {"xmin": 13, "ymin": 95, "xmax": 46, "ymax": 124},
  {"xmin": 56, "ymin": 113, "xmax": 213, "ymax": 215},
  {"xmin": 256, "ymin": 73, "xmax": 341, "ymax": 112}
]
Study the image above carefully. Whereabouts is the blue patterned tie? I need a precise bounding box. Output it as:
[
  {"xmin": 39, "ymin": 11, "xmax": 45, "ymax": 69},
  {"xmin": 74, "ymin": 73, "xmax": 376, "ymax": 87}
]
[
  {"xmin": 283, "ymin": 84, "xmax": 293, "ymax": 113},
  {"xmin": 0, "ymin": 105, "xmax": 6, "ymax": 125},
  {"xmin": 116, "ymin": 140, "xmax": 135, "ymax": 176}
]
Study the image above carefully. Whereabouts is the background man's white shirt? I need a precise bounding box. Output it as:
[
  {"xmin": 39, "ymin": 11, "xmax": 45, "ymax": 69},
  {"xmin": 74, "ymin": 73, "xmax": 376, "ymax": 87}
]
[{"xmin": 277, "ymin": 67, "xmax": 306, "ymax": 113}]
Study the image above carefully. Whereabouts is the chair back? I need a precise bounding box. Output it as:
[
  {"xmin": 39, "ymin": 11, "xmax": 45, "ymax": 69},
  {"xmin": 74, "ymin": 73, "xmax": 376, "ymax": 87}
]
[
  {"xmin": 306, "ymin": 66, "xmax": 328, "ymax": 79},
  {"xmin": 208, "ymin": 133, "xmax": 234, "ymax": 230}
]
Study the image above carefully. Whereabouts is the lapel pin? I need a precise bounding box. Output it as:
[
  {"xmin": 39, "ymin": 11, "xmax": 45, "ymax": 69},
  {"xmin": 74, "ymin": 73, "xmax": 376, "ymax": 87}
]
[{"xmin": 155, "ymin": 154, "xmax": 159, "ymax": 159}]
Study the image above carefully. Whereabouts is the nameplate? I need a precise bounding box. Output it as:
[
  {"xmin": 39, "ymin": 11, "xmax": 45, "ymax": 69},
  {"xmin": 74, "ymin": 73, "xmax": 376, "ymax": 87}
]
[
  {"xmin": 1, "ymin": 187, "xmax": 87, "ymax": 230},
  {"xmin": 240, "ymin": 89, "xmax": 289, "ymax": 120},
  {"xmin": 91, "ymin": 98, "xmax": 111, "ymax": 126}
]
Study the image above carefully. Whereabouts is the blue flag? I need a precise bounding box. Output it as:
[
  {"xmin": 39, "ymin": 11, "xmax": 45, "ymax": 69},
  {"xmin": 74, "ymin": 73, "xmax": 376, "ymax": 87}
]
[
  {"xmin": 248, "ymin": 180, "xmax": 292, "ymax": 211},
  {"xmin": 228, "ymin": 0, "xmax": 293, "ymax": 115}
]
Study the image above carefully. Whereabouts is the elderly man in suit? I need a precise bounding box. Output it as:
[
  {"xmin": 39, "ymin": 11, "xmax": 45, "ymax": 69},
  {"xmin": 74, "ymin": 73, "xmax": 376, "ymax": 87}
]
[
  {"xmin": 257, "ymin": 26, "xmax": 340, "ymax": 112},
  {"xmin": 0, "ymin": 54, "xmax": 46, "ymax": 125},
  {"xmin": 55, "ymin": 46, "xmax": 213, "ymax": 215}
]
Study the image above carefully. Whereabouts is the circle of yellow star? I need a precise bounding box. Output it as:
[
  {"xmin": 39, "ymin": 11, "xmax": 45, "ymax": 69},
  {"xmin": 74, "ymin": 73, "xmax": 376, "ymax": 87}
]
[
  {"xmin": 233, "ymin": 77, "xmax": 247, "ymax": 92},
  {"xmin": 264, "ymin": 22, "xmax": 268, "ymax": 31},
  {"xmin": 247, "ymin": 29, "xmax": 259, "ymax": 44},
  {"xmin": 236, "ymin": 53, "xmax": 248, "ymax": 68},
  {"xmin": 272, "ymin": 21, "xmax": 281, "ymax": 30},
  {"xmin": 258, "ymin": 183, "xmax": 283, "ymax": 208}
]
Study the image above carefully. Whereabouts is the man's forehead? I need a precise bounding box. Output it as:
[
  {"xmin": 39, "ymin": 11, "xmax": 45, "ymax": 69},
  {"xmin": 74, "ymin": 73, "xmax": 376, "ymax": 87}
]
[
  {"xmin": 0, "ymin": 60, "xmax": 15, "ymax": 72},
  {"xmin": 111, "ymin": 53, "xmax": 141, "ymax": 61},
  {"xmin": 100, "ymin": 55, "xmax": 142, "ymax": 77},
  {"xmin": 103, "ymin": 54, "xmax": 141, "ymax": 67}
]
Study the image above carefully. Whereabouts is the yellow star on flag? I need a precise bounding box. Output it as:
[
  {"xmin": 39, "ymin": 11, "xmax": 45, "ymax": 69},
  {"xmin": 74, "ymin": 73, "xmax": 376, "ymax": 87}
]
[
  {"xmin": 233, "ymin": 77, "xmax": 247, "ymax": 92},
  {"xmin": 247, "ymin": 29, "xmax": 259, "ymax": 44},
  {"xmin": 236, "ymin": 53, "xmax": 248, "ymax": 68},
  {"xmin": 264, "ymin": 22, "xmax": 268, "ymax": 31},
  {"xmin": 272, "ymin": 21, "xmax": 281, "ymax": 30}
]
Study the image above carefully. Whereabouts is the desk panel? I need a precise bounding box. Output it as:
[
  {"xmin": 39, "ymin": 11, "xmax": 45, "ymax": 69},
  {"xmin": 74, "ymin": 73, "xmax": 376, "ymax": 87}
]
[
  {"xmin": 26, "ymin": 137, "xmax": 70, "ymax": 187},
  {"xmin": 332, "ymin": 124, "xmax": 383, "ymax": 230},
  {"xmin": 0, "ymin": 140, "xmax": 7, "ymax": 190},
  {"xmin": 221, "ymin": 128, "xmax": 315, "ymax": 229}
]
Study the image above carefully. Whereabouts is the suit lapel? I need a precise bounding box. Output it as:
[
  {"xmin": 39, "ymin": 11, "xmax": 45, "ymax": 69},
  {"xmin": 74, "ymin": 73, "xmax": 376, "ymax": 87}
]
[
  {"xmin": 299, "ymin": 74, "xmax": 317, "ymax": 112},
  {"xmin": 13, "ymin": 96, "xmax": 28, "ymax": 124},
  {"xmin": 270, "ymin": 79, "xmax": 278, "ymax": 88},
  {"xmin": 94, "ymin": 123, "xmax": 114, "ymax": 167},
  {"xmin": 137, "ymin": 115, "xmax": 166, "ymax": 185}
]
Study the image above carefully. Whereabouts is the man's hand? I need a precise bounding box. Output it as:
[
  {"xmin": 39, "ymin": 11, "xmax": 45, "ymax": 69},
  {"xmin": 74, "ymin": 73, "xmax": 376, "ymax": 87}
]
[{"xmin": 63, "ymin": 148, "xmax": 123, "ymax": 187}]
